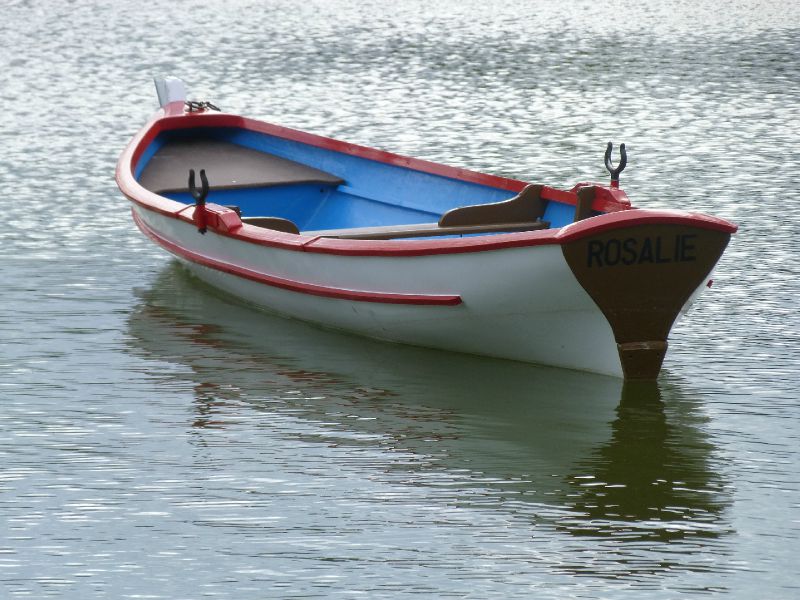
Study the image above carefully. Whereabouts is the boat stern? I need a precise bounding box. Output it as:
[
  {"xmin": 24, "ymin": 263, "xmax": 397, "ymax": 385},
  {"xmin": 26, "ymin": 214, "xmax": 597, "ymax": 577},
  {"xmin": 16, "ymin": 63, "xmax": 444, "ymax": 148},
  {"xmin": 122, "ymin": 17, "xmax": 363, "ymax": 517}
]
[{"xmin": 560, "ymin": 209, "xmax": 736, "ymax": 379}]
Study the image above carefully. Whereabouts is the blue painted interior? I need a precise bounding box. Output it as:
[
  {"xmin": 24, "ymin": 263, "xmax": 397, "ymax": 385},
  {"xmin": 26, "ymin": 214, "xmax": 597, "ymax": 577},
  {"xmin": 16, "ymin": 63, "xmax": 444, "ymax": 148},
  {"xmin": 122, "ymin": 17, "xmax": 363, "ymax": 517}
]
[
  {"xmin": 139, "ymin": 126, "xmax": 585, "ymax": 232},
  {"xmin": 134, "ymin": 135, "xmax": 165, "ymax": 180},
  {"xmin": 543, "ymin": 202, "xmax": 576, "ymax": 229},
  {"xmin": 165, "ymin": 184, "xmax": 337, "ymax": 227}
]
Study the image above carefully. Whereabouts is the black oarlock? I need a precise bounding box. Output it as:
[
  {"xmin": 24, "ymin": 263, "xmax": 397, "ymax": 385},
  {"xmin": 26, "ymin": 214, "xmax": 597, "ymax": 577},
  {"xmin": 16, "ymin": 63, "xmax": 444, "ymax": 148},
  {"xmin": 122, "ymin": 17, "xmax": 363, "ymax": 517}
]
[
  {"xmin": 188, "ymin": 168, "xmax": 209, "ymax": 234},
  {"xmin": 604, "ymin": 142, "xmax": 627, "ymax": 188}
]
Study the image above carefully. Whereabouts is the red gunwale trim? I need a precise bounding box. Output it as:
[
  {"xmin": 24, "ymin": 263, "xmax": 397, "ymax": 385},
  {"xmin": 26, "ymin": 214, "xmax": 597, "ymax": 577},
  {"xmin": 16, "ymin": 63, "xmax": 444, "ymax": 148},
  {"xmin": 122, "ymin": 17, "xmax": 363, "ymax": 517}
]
[
  {"xmin": 132, "ymin": 210, "xmax": 462, "ymax": 306},
  {"xmin": 117, "ymin": 106, "xmax": 737, "ymax": 259},
  {"xmin": 556, "ymin": 208, "xmax": 737, "ymax": 241},
  {"xmin": 292, "ymin": 210, "xmax": 737, "ymax": 257}
]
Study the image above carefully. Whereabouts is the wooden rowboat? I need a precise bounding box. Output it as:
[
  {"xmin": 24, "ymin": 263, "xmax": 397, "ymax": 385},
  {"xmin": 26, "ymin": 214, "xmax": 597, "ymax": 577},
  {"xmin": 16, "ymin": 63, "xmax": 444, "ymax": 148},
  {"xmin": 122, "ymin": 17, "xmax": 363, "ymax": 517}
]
[{"xmin": 115, "ymin": 78, "xmax": 737, "ymax": 379}]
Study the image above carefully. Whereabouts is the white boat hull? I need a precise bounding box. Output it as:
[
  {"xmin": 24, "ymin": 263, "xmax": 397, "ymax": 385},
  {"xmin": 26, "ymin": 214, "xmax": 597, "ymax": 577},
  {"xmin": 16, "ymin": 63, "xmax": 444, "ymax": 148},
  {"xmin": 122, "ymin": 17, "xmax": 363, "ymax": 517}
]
[{"xmin": 135, "ymin": 205, "xmax": 625, "ymax": 377}]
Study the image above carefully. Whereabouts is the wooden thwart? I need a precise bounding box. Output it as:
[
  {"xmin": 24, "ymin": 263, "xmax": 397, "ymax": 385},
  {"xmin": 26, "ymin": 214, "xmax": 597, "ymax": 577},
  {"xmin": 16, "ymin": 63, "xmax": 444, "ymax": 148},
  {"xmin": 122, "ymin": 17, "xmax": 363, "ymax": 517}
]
[
  {"xmin": 242, "ymin": 216, "xmax": 300, "ymax": 234},
  {"xmin": 302, "ymin": 220, "xmax": 548, "ymax": 240}
]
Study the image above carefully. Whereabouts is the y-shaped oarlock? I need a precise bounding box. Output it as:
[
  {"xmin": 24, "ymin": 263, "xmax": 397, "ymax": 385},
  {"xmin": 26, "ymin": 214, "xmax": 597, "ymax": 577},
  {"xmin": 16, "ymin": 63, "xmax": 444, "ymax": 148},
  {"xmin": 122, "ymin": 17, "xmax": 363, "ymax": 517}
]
[
  {"xmin": 604, "ymin": 142, "xmax": 627, "ymax": 189},
  {"xmin": 188, "ymin": 168, "xmax": 209, "ymax": 234}
]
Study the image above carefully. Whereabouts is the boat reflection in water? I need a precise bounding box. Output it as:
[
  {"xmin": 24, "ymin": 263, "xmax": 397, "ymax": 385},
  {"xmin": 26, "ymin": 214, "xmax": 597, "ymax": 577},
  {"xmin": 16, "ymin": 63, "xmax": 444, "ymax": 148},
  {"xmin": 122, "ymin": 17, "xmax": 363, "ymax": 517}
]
[
  {"xmin": 127, "ymin": 263, "xmax": 732, "ymax": 578},
  {"xmin": 564, "ymin": 380, "xmax": 730, "ymax": 540},
  {"xmin": 557, "ymin": 381, "xmax": 733, "ymax": 578}
]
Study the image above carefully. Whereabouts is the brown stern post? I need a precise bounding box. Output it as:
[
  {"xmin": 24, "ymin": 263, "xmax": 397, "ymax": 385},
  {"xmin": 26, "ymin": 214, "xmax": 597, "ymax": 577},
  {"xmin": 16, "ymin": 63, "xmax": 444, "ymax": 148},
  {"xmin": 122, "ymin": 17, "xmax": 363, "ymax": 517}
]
[{"xmin": 561, "ymin": 187, "xmax": 733, "ymax": 380}]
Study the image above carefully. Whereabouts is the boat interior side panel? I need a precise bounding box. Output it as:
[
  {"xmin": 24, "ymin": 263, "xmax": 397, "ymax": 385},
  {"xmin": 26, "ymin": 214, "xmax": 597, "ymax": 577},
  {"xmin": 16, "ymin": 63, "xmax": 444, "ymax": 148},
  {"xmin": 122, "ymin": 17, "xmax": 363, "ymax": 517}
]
[
  {"xmin": 135, "ymin": 126, "xmax": 583, "ymax": 232},
  {"xmin": 543, "ymin": 201, "xmax": 578, "ymax": 229},
  {"xmin": 222, "ymin": 127, "xmax": 517, "ymax": 215},
  {"xmin": 300, "ymin": 191, "xmax": 440, "ymax": 230},
  {"xmin": 134, "ymin": 135, "xmax": 166, "ymax": 180}
]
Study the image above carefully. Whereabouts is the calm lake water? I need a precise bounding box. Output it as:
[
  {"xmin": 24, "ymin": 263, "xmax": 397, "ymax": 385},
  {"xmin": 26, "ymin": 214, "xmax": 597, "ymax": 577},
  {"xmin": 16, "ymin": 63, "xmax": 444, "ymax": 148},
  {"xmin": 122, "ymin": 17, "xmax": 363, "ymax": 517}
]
[{"xmin": 2, "ymin": 0, "xmax": 799, "ymax": 597}]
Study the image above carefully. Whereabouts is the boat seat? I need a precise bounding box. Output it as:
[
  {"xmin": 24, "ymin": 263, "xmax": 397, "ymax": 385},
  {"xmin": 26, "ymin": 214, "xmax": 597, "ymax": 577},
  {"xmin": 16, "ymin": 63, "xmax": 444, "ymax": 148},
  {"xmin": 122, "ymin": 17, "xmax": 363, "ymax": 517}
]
[
  {"xmin": 574, "ymin": 186, "xmax": 595, "ymax": 222},
  {"xmin": 138, "ymin": 139, "xmax": 344, "ymax": 194},
  {"xmin": 222, "ymin": 207, "xmax": 301, "ymax": 234},
  {"xmin": 438, "ymin": 184, "xmax": 546, "ymax": 227},
  {"xmin": 242, "ymin": 216, "xmax": 300, "ymax": 234}
]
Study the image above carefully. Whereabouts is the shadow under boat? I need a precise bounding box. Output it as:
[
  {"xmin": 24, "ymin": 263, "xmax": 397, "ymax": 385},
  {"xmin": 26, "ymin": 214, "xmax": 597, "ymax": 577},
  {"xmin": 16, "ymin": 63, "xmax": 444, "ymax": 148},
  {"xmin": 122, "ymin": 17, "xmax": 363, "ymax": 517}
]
[{"xmin": 126, "ymin": 263, "xmax": 732, "ymax": 558}]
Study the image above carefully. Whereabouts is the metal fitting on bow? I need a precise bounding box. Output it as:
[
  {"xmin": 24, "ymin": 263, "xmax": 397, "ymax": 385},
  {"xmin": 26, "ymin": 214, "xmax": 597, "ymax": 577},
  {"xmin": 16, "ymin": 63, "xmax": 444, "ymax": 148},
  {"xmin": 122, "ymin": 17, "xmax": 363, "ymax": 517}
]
[{"xmin": 185, "ymin": 100, "xmax": 220, "ymax": 113}]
